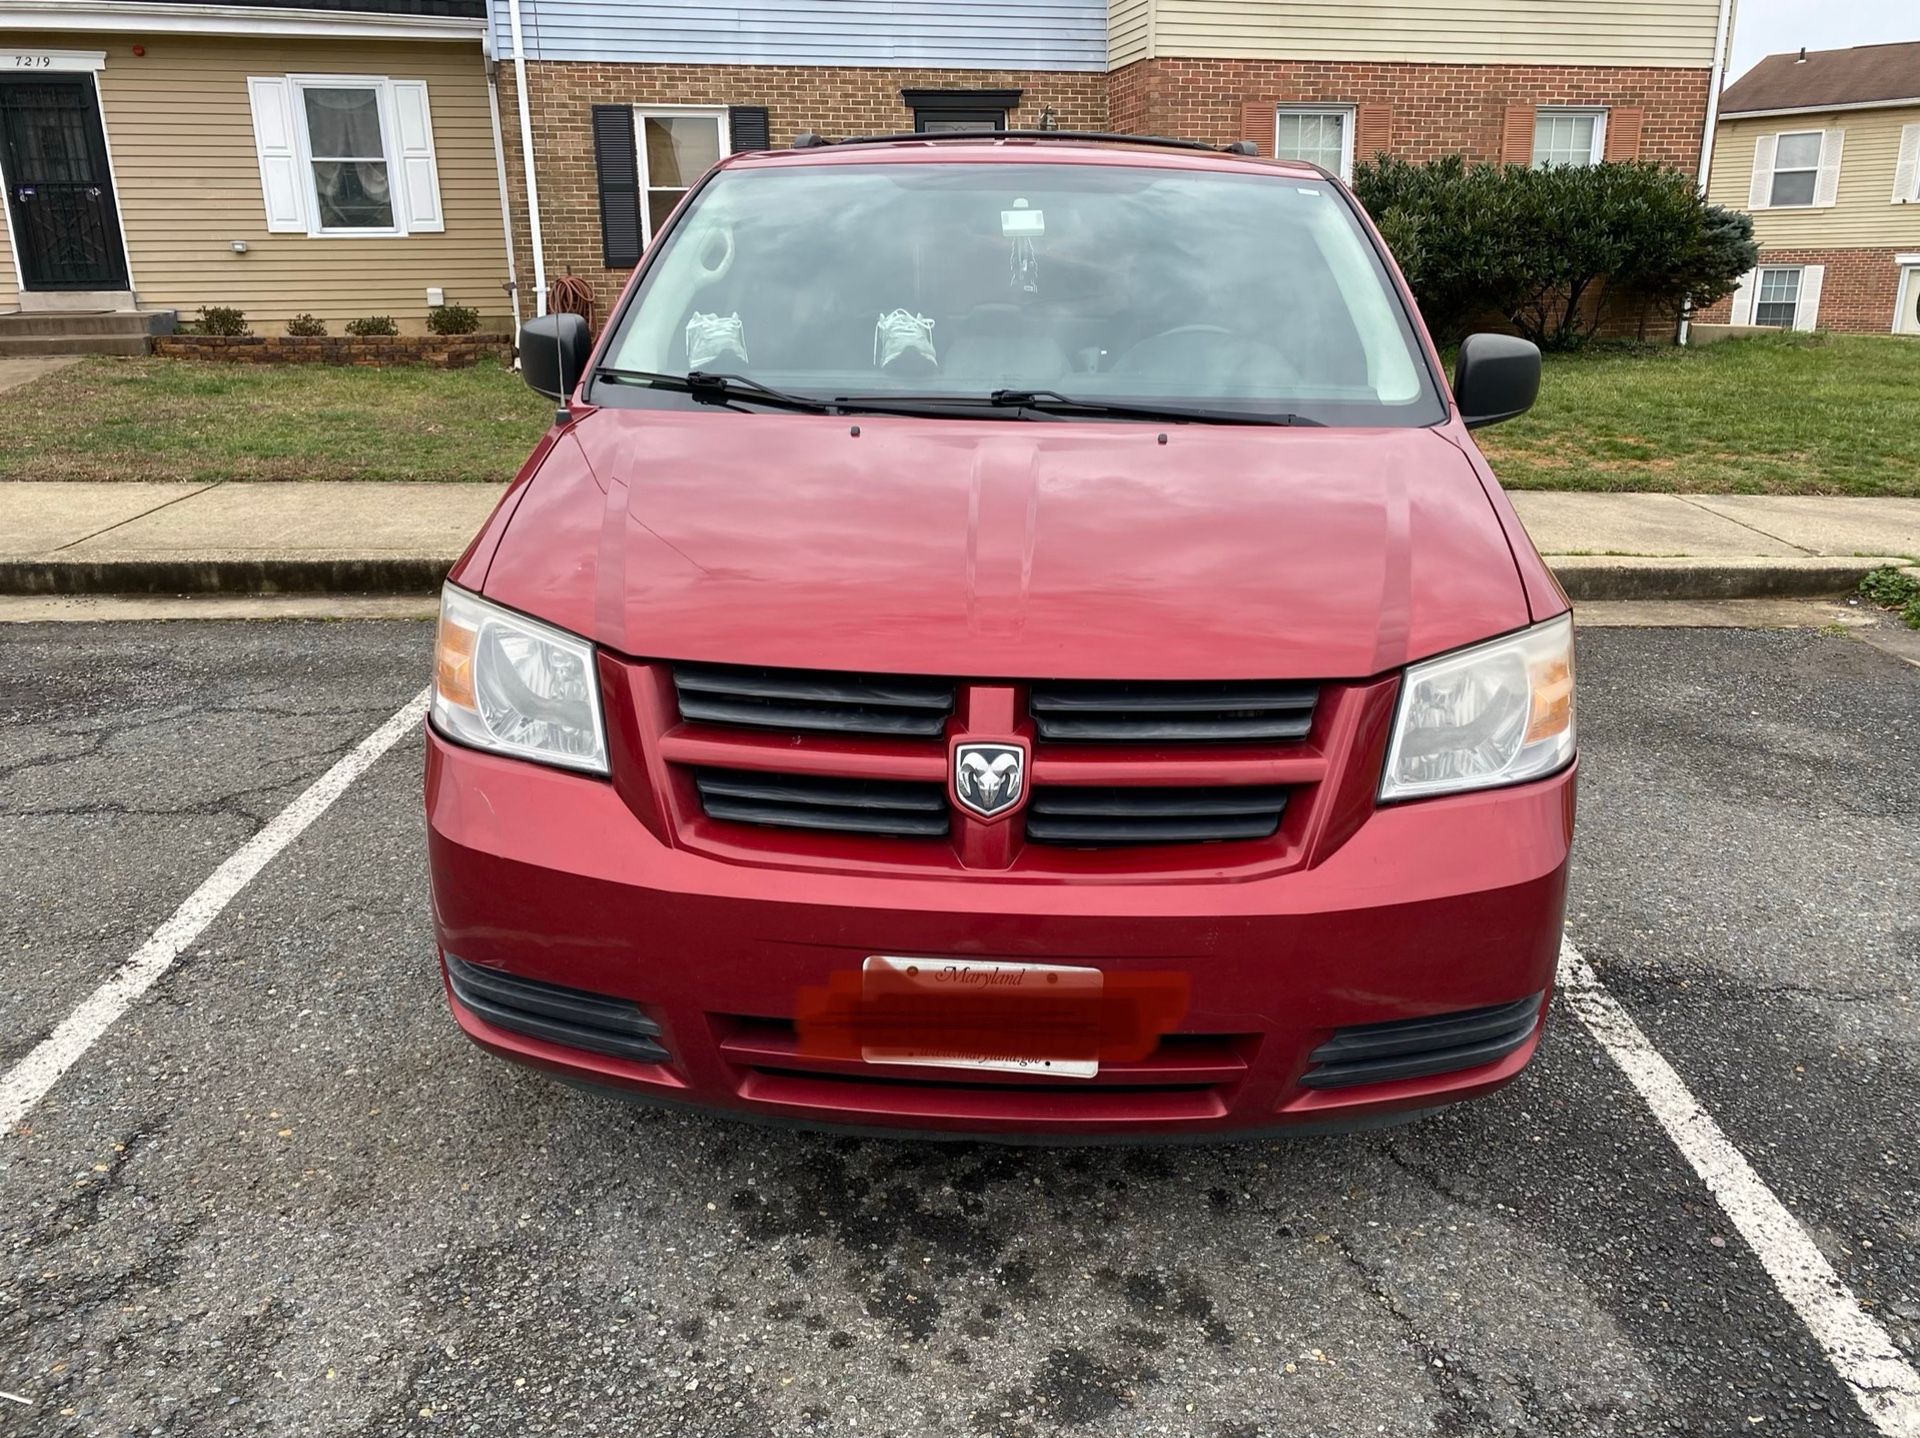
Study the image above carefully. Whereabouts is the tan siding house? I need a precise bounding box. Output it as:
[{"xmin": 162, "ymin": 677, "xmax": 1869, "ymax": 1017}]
[
  {"xmin": 1697, "ymin": 42, "xmax": 1920, "ymax": 336},
  {"xmin": 0, "ymin": 1, "xmax": 513, "ymax": 337},
  {"xmin": 1103, "ymin": 0, "xmax": 1729, "ymax": 179},
  {"xmin": 1138, "ymin": 0, "xmax": 1723, "ymax": 69}
]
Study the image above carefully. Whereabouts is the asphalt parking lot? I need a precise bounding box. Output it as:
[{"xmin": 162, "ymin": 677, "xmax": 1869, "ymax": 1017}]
[{"xmin": 1, "ymin": 615, "xmax": 1915, "ymax": 1438}]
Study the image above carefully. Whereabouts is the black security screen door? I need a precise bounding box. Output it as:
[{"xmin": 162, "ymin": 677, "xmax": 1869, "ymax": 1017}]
[{"xmin": 0, "ymin": 76, "xmax": 129, "ymax": 291}]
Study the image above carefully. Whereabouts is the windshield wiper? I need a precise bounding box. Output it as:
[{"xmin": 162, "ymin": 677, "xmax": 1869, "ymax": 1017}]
[
  {"xmin": 987, "ymin": 389, "xmax": 1322, "ymax": 426},
  {"xmin": 594, "ymin": 367, "xmax": 841, "ymax": 414}
]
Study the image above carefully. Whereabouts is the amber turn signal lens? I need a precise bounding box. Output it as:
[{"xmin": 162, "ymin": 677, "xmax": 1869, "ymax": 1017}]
[
  {"xmin": 435, "ymin": 610, "xmax": 478, "ymax": 711},
  {"xmin": 1525, "ymin": 655, "xmax": 1573, "ymax": 743}
]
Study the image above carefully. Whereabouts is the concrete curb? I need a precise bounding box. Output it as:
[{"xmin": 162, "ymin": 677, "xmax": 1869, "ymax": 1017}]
[
  {"xmin": 1549, "ymin": 555, "xmax": 1912, "ymax": 602},
  {"xmin": 0, "ymin": 555, "xmax": 454, "ymax": 596},
  {"xmin": 0, "ymin": 552, "xmax": 1908, "ymax": 602}
]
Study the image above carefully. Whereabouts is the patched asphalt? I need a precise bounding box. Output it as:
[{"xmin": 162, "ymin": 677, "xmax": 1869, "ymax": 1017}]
[{"xmin": 0, "ymin": 620, "xmax": 1913, "ymax": 1437}]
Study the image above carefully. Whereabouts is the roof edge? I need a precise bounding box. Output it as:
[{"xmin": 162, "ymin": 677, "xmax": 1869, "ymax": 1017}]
[{"xmin": 1720, "ymin": 96, "xmax": 1920, "ymax": 120}]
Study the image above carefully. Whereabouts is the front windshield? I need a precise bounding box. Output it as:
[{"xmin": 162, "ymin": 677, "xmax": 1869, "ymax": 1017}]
[{"xmin": 598, "ymin": 159, "xmax": 1443, "ymax": 426}]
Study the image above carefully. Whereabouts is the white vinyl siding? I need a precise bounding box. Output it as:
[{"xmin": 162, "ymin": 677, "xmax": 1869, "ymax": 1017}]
[
  {"xmin": 494, "ymin": 0, "xmax": 1106, "ymax": 69},
  {"xmin": 1127, "ymin": 0, "xmax": 1721, "ymax": 67},
  {"xmin": 1532, "ymin": 108, "xmax": 1606, "ymax": 167},
  {"xmin": 246, "ymin": 73, "xmax": 445, "ymax": 237},
  {"xmin": 1712, "ymin": 107, "xmax": 1920, "ymax": 249}
]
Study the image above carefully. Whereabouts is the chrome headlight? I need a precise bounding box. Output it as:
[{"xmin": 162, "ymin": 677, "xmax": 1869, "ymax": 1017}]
[
  {"xmin": 431, "ymin": 583, "xmax": 607, "ymax": 775},
  {"xmin": 1380, "ymin": 613, "xmax": 1574, "ymax": 801}
]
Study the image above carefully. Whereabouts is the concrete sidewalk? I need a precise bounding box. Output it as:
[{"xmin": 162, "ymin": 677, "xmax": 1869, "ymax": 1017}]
[{"xmin": 0, "ymin": 481, "xmax": 1915, "ymax": 599}]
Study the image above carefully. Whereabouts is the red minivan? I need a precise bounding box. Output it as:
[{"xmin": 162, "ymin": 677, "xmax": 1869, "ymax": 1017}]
[{"xmin": 425, "ymin": 131, "xmax": 1574, "ymax": 1141}]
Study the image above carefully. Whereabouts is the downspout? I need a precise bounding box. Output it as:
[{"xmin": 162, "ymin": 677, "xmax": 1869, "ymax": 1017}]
[
  {"xmin": 1680, "ymin": 0, "xmax": 1736, "ymax": 346},
  {"xmin": 506, "ymin": 0, "xmax": 548, "ymax": 316},
  {"xmin": 481, "ymin": 25, "xmax": 523, "ymax": 334}
]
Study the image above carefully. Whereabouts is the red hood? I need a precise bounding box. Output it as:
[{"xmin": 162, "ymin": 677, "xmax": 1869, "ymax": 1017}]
[{"xmin": 481, "ymin": 407, "xmax": 1528, "ymax": 681}]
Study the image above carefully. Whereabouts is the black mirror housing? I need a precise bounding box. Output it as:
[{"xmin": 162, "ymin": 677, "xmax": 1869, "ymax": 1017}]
[
  {"xmin": 1453, "ymin": 334, "xmax": 1541, "ymax": 430},
  {"xmin": 519, "ymin": 313, "xmax": 592, "ymax": 403}
]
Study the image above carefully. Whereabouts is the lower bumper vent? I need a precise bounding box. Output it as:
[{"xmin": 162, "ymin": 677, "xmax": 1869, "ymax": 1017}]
[
  {"xmin": 1299, "ymin": 992, "xmax": 1543, "ymax": 1089},
  {"xmin": 446, "ymin": 955, "xmax": 668, "ymax": 1064},
  {"xmin": 695, "ymin": 768, "xmax": 949, "ymax": 839},
  {"xmin": 1025, "ymin": 785, "xmax": 1287, "ymax": 847}
]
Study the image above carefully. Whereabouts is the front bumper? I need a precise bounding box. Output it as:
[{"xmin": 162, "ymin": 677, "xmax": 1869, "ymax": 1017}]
[{"xmin": 425, "ymin": 727, "xmax": 1575, "ymax": 1140}]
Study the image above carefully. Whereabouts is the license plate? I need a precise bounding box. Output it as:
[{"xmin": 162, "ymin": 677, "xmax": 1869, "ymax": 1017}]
[{"xmin": 859, "ymin": 955, "xmax": 1102, "ymax": 1078}]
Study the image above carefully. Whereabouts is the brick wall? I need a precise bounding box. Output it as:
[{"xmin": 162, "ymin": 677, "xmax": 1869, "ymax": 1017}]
[
  {"xmin": 497, "ymin": 62, "xmax": 1107, "ymax": 323},
  {"xmin": 1693, "ymin": 248, "xmax": 1910, "ymax": 334},
  {"xmin": 1109, "ymin": 58, "xmax": 1710, "ymax": 170}
]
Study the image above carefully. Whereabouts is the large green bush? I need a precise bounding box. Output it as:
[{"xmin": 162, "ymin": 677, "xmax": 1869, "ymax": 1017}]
[{"xmin": 1352, "ymin": 158, "xmax": 1756, "ymax": 349}]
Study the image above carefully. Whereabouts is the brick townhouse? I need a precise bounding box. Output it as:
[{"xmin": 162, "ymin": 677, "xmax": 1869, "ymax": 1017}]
[
  {"xmin": 1694, "ymin": 41, "xmax": 1920, "ymax": 336},
  {"xmin": 486, "ymin": 0, "xmax": 1733, "ymax": 322}
]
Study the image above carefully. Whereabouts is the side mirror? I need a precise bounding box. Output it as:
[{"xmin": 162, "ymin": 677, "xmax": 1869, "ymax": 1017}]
[
  {"xmin": 1453, "ymin": 334, "xmax": 1541, "ymax": 430},
  {"xmin": 519, "ymin": 313, "xmax": 592, "ymax": 403}
]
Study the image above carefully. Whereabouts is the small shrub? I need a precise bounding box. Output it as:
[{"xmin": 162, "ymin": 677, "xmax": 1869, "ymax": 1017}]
[
  {"xmin": 1350, "ymin": 158, "xmax": 1757, "ymax": 349},
  {"xmin": 345, "ymin": 315, "xmax": 399, "ymax": 338},
  {"xmin": 196, "ymin": 305, "xmax": 250, "ymax": 337},
  {"xmin": 426, "ymin": 303, "xmax": 481, "ymax": 336},
  {"xmin": 285, "ymin": 313, "xmax": 328, "ymax": 338},
  {"xmin": 1858, "ymin": 566, "xmax": 1920, "ymax": 613}
]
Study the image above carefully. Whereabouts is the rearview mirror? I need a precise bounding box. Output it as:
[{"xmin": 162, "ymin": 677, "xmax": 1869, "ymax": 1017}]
[
  {"xmin": 1453, "ymin": 334, "xmax": 1540, "ymax": 430},
  {"xmin": 519, "ymin": 313, "xmax": 592, "ymax": 403}
]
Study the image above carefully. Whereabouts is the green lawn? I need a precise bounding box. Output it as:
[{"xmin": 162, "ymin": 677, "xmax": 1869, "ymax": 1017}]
[
  {"xmin": 1478, "ymin": 333, "xmax": 1920, "ymax": 496},
  {"xmin": 3, "ymin": 335, "xmax": 1917, "ymax": 493},
  {"xmin": 0, "ymin": 357, "xmax": 549, "ymax": 483}
]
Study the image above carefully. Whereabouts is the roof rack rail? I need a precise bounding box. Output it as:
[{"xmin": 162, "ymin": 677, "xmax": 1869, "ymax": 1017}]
[{"xmin": 789, "ymin": 129, "xmax": 1260, "ymax": 156}]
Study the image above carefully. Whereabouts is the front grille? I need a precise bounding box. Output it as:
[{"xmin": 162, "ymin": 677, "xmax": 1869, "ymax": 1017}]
[
  {"xmin": 1026, "ymin": 785, "xmax": 1288, "ymax": 847},
  {"xmin": 446, "ymin": 955, "xmax": 669, "ymax": 1064},
  {"xmin": 716, "ymin": 1016, "xmax": 1251, "ymax": 1121},
  {"xmin": 695, "ymin": 768, "xmax": 949, "ymax": 839},
  {"xmin": 1029, "ymin": 680, "xmax": 1318, "ymax": 742},
  {"xmin": 1298, "ymin": 993, "xmax": 1543, "ymax": 1090},
  {"xmin": 673, "ymin": 663, "xmax": 954, "ymax": 738}
]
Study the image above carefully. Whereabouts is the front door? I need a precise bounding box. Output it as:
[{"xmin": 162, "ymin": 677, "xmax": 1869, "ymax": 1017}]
[
  {"xmin": 0, "ymin": 75, "xmax": 128, "ymax": 292},
  {"xmin": 1898, "ymin": 267, "xmax": 1920, "ymax": 336}
]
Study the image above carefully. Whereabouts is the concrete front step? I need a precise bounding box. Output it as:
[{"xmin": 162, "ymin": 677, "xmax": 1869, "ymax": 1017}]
[
  {"xmin": 0, "ymin": 333, "xmax": 155, "ymax": 358},
  {"xmin": 0, "ymin": 310, "xmax": 176, "ymax": 338}
]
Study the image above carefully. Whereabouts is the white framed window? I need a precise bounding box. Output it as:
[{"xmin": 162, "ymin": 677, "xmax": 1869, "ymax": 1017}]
[
  {"xmin": 1532, "ymin": 108, "xmax": 1607, "ymax": 167},
  {"xmin": 1273, "ymin": 107, "xmax": 1354, "ymax": 181},
  {"xmin": 1769, "ymin": 131, "xmax": 1822, "ymax": 207},
  {"xmin": 247, "ymin": 74, "xmax": 442, "ymax": 238},
  {"xmin": 636, "ymin": 106, "xmax": 728, "ymax": 243},
  {"xmin": 1753, "ymin": 267, "xmax": 1801, "ymax": 327},
  {"xmin": 1731, "ymin": 263, "xmax": 1824, "ymax": 330}
]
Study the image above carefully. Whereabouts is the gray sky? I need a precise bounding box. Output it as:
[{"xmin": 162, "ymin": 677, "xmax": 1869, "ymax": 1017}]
[{"xmin": 1728, "ymin": 0, "xmax": 1918, "ymax": 81}]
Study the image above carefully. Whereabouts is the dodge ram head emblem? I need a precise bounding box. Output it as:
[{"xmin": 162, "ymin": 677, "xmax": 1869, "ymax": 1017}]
[{"xmin": 953, "ymin": 742, "xmax": 1025, "ymax": 819}]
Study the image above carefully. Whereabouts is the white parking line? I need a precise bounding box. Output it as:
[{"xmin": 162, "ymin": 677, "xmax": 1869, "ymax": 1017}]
[
  {"xmin": 1559, "ymin": 938, "xmax": 1920, "ymax": 1437},
  {"xmin": 0, "ymin": 689, "xmax": 430, "ymax": 1137}
]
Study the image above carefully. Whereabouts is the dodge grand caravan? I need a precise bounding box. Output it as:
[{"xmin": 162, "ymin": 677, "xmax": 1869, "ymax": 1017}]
[{"xmin": 425, "ymin": 131, "xmax": 1575, "ymax": 1140}]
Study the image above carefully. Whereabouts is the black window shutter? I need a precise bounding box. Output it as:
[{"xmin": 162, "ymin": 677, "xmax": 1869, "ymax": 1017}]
[
  {"xmin": 729, "ymin": 106, "xmax": 772, "ymax": 153},
  {"xmin": 591, "ymin": 104, "xmax": 642, "ymax": 268}
]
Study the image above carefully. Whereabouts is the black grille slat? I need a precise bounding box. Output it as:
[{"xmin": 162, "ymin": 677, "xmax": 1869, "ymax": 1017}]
[
  {"xmin": 446, "ymin": 956, "xmax": 669, "ymax": 1064},
  {"xmin": 696, "ymin": 769, "xmax": 949, "ymax": 839},
  {"xmin": 1299, "ymin": 993, "xmax": 1543, "ymax": 1090},
  {"xmin": 674, "ymin": 664, "xmax": 954, "ymax": 738},
  {"xmin": 1031, "ymin": 680, "xmax": 1318, "ymax": 743},
  {"xmin": 1032, "ymin": 786, "xmax": 1286, "ymax": 818},
  {"xmin": 1026, "ymin": 786, "xmax": 1287, "ymax": 847}
]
